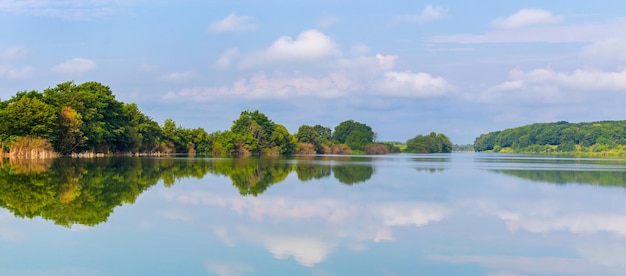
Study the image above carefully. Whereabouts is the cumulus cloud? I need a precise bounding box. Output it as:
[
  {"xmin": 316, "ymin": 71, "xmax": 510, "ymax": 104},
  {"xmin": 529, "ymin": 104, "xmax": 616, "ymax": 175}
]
[
  {"xmin": 209, "ymin": 13, "xmax": 258, "ymax": 33},
  {"xmin": 0, "ymin": 46, "xmax": 29, "ymax": 59},
  {"xmin": 392, "ymin": 5, "xmax": 447, "ymax": 24},
  {"xmin": 492, "ymin": 9, "xmax": 563, "ymax": 29},
  {"xmin": 52, "ymin": 57, "xmax": 96, "ymax": 75},
  {"xmin": 247, "ymin": 29, "xmax": 340, "ymax": 66},
  {"xmin": 378, "ymin": 71, "xmax": 450, "ymax": 97}
]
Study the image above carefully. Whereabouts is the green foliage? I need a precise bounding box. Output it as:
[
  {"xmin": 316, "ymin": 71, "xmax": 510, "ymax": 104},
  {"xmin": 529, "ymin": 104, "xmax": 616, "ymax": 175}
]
[
  {"xmin": 1, "ymin": 95, "xmax": 58, "ymax": 141},
  {"xmin": 332, "ymin": 120, "xmax": 375, "ymax": 151},
  {"xmin": 405, "ymin": 132, "xmax": 452, "ymax": 153},
  {"xmin": 452, "ymin": 144, "xmax": 474, "ymax": 152},
  {"xmin": 332, "ymin": 165, "xmax": 374, "ymax": 185},
  {"xmin": 0, "ymin": 157, "xmax": 213, "ymax": 227},
  {"xmin": 474, "ymin": 121, "xmax": 626, "ymax": 154},
  {"xmin": 1, "ymin": 81, "xmax": 454, "ymax": 157},
  {"xmin": 295, "ymin": 124, "xmax": 332, "ymax": 153},
  {"xmin": 228, "ymin": 110, "xmax": 296, "ymax": 156}
]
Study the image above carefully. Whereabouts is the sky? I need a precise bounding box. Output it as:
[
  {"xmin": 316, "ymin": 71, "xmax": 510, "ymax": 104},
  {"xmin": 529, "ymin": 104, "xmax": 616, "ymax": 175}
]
[{"xmin": 2, "ymin": 0, "xmax": 626, "ymax": 144}]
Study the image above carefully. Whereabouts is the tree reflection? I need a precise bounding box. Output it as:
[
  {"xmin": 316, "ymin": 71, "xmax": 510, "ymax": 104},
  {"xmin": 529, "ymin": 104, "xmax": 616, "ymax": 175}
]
[
  {"xmin": 332, "ymin": 165, "xmax": 374, "ymax": 185},
  {"xmin": 0, "ymin": 156, "xmax": 379, "ymax": 226},
  {"xmin": 492, "ymin": 169, "xmax": 626, "ymax": 187},
  {"xmin": 296, "ymin": 163, "xmax": 331, "ymax": 182},
  {"xmin": 0, "ymin": 157, "xmax": 212, "ymax": 227},
  {"xmin": 208, "ymin": 157, "xmax": 294, "ymax": 196}
]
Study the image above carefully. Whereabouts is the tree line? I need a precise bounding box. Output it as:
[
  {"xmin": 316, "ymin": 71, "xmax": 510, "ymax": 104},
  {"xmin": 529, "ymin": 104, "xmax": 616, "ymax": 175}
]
[
  {"xmin": 0, "ymin": 81, "xmax": 453, "ymax": 157},
  {"xmin": 474, "ymin": 120, "xmax": 626, "ymax": 155}
]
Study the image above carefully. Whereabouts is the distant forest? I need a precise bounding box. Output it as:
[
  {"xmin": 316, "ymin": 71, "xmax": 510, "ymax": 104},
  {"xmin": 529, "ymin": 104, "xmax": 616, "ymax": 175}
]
[
  {"xmin": 474, "ymin": 121, "xmax": 626, "ymax": 155},
  {"xmin": 0, "ymin": 81, "xmax": 453, "ymax": 157}
]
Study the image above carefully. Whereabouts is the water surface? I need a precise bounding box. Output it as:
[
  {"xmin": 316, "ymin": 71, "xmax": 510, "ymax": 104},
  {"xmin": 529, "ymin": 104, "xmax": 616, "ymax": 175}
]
[{"xmin": 1, "ymin": 153, "xmax": 626, "ymax": 275}]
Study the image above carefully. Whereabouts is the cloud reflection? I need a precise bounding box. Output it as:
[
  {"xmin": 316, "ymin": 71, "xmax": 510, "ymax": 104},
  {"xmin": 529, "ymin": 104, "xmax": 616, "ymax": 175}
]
[
  {"xmin": 255, "ymin": 234, "xmax": 335, "ymax": 267},
  {"xmin": 476, "ymin": 200, "xmax": 626, "ymax": 236},
  {"xmin": 162, "ymin": 190, "xmax": 448, "ymax": 267}
]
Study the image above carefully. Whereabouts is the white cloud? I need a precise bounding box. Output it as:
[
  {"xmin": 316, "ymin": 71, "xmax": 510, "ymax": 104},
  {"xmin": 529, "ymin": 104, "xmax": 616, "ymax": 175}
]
[
  {"xmin": 375, "ymin": 53, "xmax": 398, "ymax": 71},
  {"xmin": 581, "ymin": 38, "xmax": 626, "ymax": 66},
  {"xmin": 0, "ymin": 65, "xmax": 34, "ymax": 79},
  {"xmin": 248, "ymin": 29, "xmax": 340, "ymax": 66},
  {"xmin": 164, "ymin": 71, "xmax": 359, "ymax": 101},
  {"xmin": 209, "ymin": 13, "xmax": 258, "ymax": 33},
  {"xmin": 160, "ymin": 71, "xmax": 196, "ymax": 83},
  {"xmin": 0, "ymin": 46, "xmax": 28, "ymax": 59},
  {"xmin": 392, "ymin": 5, "xmax": 447, "ymax": 24},
  {"xmin": 492, "ymin": 9, "xmax": 563, "ymax": 29},
  {"xmin": 430, "ymin": 18, "xmax": 626, "ymax": 43},
  {"xmin": 52, "ymin": 57, "xmax": 96, "ymax": 75},
  {"xmin": 474, "ymin": 67, "xmax": 626, "ymax": 104},
  {"xmin": 378, "ymin": 71, "xmax": 450, "ymax": 97}
]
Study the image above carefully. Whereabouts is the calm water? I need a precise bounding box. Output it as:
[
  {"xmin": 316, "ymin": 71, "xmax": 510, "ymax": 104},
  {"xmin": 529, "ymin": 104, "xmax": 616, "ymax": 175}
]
[{"xmin": 2, "ymin": 153, "xmax": 626, "ymax": 275}]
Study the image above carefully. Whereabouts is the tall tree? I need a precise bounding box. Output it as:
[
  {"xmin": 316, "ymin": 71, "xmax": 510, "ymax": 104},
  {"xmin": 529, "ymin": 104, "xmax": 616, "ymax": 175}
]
[
  {"xmin": 332, "ymin": 120, "xmax": 374, "ymax": 151},
  {"xmin": 1, "ymin": 96, "xmax": 58, "ymax": 141}
]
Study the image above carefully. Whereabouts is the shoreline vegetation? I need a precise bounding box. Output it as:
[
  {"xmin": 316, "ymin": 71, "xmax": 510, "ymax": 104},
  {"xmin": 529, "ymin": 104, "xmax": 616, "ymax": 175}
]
[
  {"xmin": 1, "ymin": 81, "xmax": 453, "ymax": 159},
  {"xmin": 474, "ymin": 121, "xmax": 626, "ymax": 158}
]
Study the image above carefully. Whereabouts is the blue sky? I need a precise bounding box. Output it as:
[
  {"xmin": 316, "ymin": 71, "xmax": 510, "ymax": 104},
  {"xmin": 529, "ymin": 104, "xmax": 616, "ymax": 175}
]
[{"xmin": 2, "ymin": 0, "xmax": 626, "ymax": 144}]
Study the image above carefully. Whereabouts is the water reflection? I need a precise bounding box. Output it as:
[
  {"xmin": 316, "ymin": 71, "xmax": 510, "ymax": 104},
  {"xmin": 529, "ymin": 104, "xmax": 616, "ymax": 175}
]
[
  {"xmin": 479, "ymin": 154, "xmax": 626, "ymax": 187},
  {"xmin": 0, "ymin": 158, "xmax": 208, "ymax": 227},
  {"xmin": 3, "ymin": 153, "xmax": 626, "ymax": 275},
  {"xmin": 0, "ymin": 156, "xmax": 384, "ymax": 226}
]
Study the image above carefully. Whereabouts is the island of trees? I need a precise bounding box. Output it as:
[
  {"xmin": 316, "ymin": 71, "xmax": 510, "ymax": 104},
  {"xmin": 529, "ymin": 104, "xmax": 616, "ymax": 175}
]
[
  {"xmin": 474, "ymin": 121, "xmax": 626, "ymax": 156},
  {"xmin": 0, "ymin": 81, "xmax": 453, "ymax": 158}
]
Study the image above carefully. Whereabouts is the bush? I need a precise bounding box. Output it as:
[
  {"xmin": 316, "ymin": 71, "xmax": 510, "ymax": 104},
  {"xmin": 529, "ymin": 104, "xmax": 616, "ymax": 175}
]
[
  {"xmin": 294, "ymin": 143, "xmax": 316, "ymax": 154},
  {"xmin": 364, "ymin": 144, "xmax": 389, "ymax": 155}
]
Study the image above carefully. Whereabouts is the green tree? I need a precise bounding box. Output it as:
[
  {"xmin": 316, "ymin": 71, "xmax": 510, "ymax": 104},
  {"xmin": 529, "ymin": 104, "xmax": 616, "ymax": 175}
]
[
  {"xmin": 406, "ymin": 132, "xmax": 452, "ymax": 153},
  {"xmin": 332, "ymin": 120, "xmax": 374, "ymax": 151},
  {"xmin": 2, "ymin": 96, "xmax": 58, "ymax": 141},
  {"xmin": 56, "ymin": 106, "xmax": 85, "ymax": 154}
]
